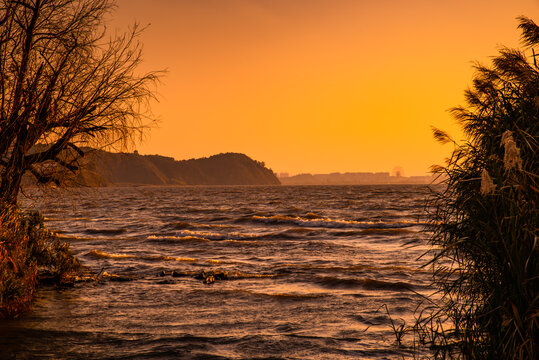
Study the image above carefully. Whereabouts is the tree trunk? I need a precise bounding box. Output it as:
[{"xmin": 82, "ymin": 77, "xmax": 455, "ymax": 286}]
[
  {"xmin": 0, "ymin": 171, "xmax": 23, "ymax": 205},
  {"xmin": 0, "ymin": 135, "xmax": 27, "ymax": 206}
]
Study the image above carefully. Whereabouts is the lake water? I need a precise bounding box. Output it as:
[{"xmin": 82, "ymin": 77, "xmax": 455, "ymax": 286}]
[{"xmin": 1, "ymin": 185, "xmax": 435, "ymax": 359}]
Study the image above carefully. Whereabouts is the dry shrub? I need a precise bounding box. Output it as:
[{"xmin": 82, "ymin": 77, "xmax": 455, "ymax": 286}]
[
  {"xmin": 0, "ymin": 206, "xmax": 80, "ymax": 318},
  {"xmin": 411, "ymin": 17, "xmax": 538, "ymax": 359}
]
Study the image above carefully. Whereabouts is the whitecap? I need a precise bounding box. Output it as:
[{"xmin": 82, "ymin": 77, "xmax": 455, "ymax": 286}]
[{"xmin": 251, "ymin": 215, "xmax": 423, "ymax": 229}]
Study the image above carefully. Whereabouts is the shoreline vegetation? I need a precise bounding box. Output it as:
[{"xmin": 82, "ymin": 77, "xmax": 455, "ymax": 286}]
[
  {"xmin": 389, "ymin": 17, "xmax": 537, "ymax": 359},
  {"xmin": 0, "ymin": 206, "xmax": 81, "ymax": 318}
]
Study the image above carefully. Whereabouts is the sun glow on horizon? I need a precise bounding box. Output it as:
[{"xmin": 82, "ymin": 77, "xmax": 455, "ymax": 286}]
[{"xmin": 113, "ymin": 0, "xmax": 539, "ymax": 176}]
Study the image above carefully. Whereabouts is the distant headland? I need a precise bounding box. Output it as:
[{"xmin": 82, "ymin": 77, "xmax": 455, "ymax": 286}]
[{"xmin": 68, "ymin": 150, "xmax": 281, "ymax": 186}]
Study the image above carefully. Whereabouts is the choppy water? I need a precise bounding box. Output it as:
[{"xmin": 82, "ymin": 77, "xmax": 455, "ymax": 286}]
[{"xmin": 1, "ymin": 185, "xmax": 436, "ymax": 359}]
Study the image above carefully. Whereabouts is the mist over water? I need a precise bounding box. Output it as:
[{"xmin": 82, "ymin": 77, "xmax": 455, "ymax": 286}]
[{"xmin": 1, "ymin": 185, "xmax": 435, "ymax": 359}]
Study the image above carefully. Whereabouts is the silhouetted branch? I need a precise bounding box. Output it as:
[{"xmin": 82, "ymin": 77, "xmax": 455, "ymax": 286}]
[{"xmin": 0, "ymin": 0, "xmax": 160, "ymax": 203}]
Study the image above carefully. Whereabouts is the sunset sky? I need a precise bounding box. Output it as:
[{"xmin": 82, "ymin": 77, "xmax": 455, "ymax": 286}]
[{"xmin": 113, "ymin": 0, "xmax": 539, "ymax": 176}]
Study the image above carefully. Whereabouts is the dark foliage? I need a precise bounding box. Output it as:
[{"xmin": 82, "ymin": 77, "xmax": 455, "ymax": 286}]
[
  {"xmin": 0, "ymin": 0, "xmax": 159, "ymax": 204},
  {"xmin": 0, "ymin": 206, "xmax": 80, "ymax": 318},
  {"xmin": 414, "ymin": 16, "xmax": 538, "ymax": 359}
]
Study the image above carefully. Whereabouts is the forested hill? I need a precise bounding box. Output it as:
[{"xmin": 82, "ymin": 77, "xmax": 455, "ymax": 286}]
[{"xmin": 73, "ymin": 150, "xmax": 281, "ymax": 186}]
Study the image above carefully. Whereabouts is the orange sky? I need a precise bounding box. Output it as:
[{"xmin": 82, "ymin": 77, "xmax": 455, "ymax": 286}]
[{"xmin": 113, "ymin": 0, "xmax": 539, "ymax": 176}]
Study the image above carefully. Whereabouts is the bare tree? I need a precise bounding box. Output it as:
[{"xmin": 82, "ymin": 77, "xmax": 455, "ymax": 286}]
[{"xmin": 0, "ymin": 0, "xmax": 159, "ymax": 204}]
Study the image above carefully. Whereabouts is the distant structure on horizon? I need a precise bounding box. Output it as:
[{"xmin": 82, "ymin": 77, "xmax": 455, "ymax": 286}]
[
  {"xmin": 278, "ymin": 171, "xmax": 437, "ymax": 185},
  {"xmin": 392, "ymin": 166, "xmax": 404, "ymax": 177}
]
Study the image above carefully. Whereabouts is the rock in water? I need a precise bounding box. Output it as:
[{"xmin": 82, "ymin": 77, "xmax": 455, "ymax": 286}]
[
  {"xmin": 194, "ymin": 271, "xmax": 208, "ymax": 280},
  {"xmin": 193, "ymin": 269, "xmax": 230, "ymax": 283},
  {"xmin": 214, "ymin": 271, "xmax": 229, "ymax": 280}
]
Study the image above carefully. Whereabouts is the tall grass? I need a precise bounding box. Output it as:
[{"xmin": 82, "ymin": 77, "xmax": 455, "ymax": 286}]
[
  {"xmin": 0, "ymin": 205, "xmax": 81, "ymax": 318},
  {"xmin": 413, "ymin": 16, "xmax": 538, "ymax": 359}
]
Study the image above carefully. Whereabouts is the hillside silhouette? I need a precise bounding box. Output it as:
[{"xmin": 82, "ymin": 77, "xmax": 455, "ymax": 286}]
[{"xmin": 72, "ymin": 150, "xmax": 280, "ymax": 186}]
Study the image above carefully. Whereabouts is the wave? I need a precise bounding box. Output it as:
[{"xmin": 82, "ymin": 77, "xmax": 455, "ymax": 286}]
[
  {"xmin": 86, "ymin": 249, "xmax": 136, "ymax": 259},
  {"xmin": 329, "ymin": 228, "xmax": 417, "ymax": 237},
  {"xmin": 283, "ymin": 227, "xmax": 315, "ymax": 234},
  {"xmin": 179, "ymin": 229, "xmax": 250, "ymax": 240},
  {"xmin": 149, "ymin": 225, "xmax": 419, "ymax": 246},
  {"xmin": 278, "ymin": 227, "xmax": 323, "ymax": 238},
  {"xmin": 169, "ymin": 221, "xmax": 191, "ymax": 229},
  {"xmin": 86, "ymin": 249, "xmax": 197, "ymax": 263},
  {"xmin": 168, "ymin": 229, "xmax": 280, "ymax": 241},
  {"xmin": 145, "ymin": 255, "xmax": 197, "ymax": 263},
  {"xmin": 280, "ymin": 263, "xmax": 426, "ymax": 273},
  {"xmin": 179, "ymin": 229, "xmax": 313, "ymax": 242},
  {"xmin": 56, "ymin": 233, "xmax": 93, "ymax": 241},
  {"xmin": 185, "ymin": 206, "xmax": 231, "ymax": 214},
  {"xmin": 304, "ymin": 212, "xmax": 324, "ymax": 219},
  {"xmin": 315, "ymin": 276, "xmax": 416, "ymax": 291},
  {"xmin": 45, "ymin": 216, "xmax": 93, "ymax": 222},
  {"xmin": 208, "ymin": 215, "xmax": 233, "ymax": 222},
  {"xmin": 148, "ymin": 235, "xmax": 210, "ymax": 243},
  {"xmin": 84, "ymin": 228, "xmax": 127, "ymax": 235},
  {"xmin": 204, "ymin": 259, "xmax": 254, "ymax": 265},
  {"xmin": 228, "ymin": 289, "xmax": 327, "ymax": 299},
  {"xmin": 229, "ymin": 271, "xmax": 275, "ymax": 279},
  {"xmin": 168, "ymin": 221, "xmax": 237, "ymax": 230},
  {"xmin": 147, "ymin": 235, "xmax": 262, "ymax": 246},
  {"xmin": 251, "ymin": 215, "xmax": 424, "ymax": 229}
]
